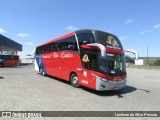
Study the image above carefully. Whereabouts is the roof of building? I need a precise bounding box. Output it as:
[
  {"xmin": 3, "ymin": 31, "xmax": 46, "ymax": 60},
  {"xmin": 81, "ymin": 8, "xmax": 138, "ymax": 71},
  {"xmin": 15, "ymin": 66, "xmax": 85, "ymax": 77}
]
[{"xmin": 0, "ymin": 34, "xmax": 22, "ymax": 51}]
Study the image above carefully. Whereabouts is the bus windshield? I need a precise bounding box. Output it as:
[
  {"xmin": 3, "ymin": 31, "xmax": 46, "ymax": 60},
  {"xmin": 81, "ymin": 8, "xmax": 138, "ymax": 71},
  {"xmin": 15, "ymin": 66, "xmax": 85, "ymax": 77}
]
[
  {"xmin": 81, "ymin": 51, "xmax": 126, "ymax": 76},
  {"xmin": 99, "ymin": 53, "xmax": 126, "ymax": 75},
  {"xmin": 95, "ymin": 31, "xmax": 123, "ymax": 50}
]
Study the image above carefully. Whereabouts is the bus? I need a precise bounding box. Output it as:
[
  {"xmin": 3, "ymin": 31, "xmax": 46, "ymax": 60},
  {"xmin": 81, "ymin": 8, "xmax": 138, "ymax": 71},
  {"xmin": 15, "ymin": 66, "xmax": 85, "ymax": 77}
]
[
  {"xmin": 35, "ymin": 29, "xmax": 127, "ymax": 91},
  {"xmin": 0, "ymin": 54, "xmax": 19, "ymax": 67}
]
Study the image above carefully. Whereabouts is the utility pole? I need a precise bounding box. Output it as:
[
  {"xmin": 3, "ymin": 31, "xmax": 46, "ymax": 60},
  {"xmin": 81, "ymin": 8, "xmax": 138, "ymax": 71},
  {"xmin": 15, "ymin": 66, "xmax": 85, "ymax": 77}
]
[{"xmin": 147, "ymin": 45, "xmax": 149, "ymax": 65}]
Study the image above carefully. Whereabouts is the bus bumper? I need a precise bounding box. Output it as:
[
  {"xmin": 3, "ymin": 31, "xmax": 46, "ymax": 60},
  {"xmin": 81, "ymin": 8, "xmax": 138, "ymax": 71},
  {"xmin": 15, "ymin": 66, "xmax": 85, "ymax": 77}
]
[{"xmin": 96, "ymin": 77, "xmax": 126, "ymax": 91}]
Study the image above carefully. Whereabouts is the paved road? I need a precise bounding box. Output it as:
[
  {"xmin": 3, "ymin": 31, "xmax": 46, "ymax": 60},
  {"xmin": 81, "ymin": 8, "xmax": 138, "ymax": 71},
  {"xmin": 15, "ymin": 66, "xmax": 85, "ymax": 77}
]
[{"xmin": 0, "ymin": 65, "xmax": 160, "ymax": 120}]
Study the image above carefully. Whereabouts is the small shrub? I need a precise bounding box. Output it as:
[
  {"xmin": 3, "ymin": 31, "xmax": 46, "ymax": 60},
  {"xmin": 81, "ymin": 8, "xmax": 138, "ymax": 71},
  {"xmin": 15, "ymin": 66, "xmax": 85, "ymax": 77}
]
[{"xmin": 154, "ymin": 59, "xmax": 160, "ymax": 66}]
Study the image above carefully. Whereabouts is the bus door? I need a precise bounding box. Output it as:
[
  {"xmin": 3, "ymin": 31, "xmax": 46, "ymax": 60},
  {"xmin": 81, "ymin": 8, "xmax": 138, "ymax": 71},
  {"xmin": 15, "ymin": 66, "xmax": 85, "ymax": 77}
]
[{"xmin": 78, "ymin": 51, "xmax": 98, "ymax": 89}]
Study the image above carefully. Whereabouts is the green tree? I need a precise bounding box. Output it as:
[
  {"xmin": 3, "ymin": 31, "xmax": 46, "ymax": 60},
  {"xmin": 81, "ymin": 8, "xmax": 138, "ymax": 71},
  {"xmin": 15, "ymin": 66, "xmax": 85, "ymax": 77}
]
[
  {"xmin": 10, "ymin": 51, "xmax": 15, "ymax": 55},
  {"xmin": 154, "ymin": 59, "xmax": 160, "ymax": 66},
  {"xmin": 125, "ymin": 55, "xmax": 132, "ymax": 63}
]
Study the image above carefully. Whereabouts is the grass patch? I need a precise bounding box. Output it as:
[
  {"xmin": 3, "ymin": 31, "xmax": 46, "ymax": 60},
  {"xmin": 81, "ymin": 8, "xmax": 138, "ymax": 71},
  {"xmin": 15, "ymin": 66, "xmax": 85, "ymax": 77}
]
[{"xmin": 127, "ymin": 65, "xmax": 160, "ymax": 70}]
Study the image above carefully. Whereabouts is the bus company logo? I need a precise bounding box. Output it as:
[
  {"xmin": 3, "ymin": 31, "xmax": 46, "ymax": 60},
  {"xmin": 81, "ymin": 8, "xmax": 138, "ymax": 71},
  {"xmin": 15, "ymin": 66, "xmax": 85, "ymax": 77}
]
[
  {"xmin": 107, "ymin": 36, "xmax": 119, "ymax": 47},
  {"xmin": 53, "ymin": 52, "xmax": 59, "ymax": 58},
  {"xmin": 42, "ymin": 55, "xmax": 52, "ymax": 59},
  {"xmin": 82, "ymin": 54, "xmax": 89, "ymax": 62},
  {"xmin": 42, "ymin": 52, "xmax": 73, "ymax": 59},
  {"xmin": 2, "ymin": 112, "xmax": 11, "ymax": 117},
  {"xmin": 60, "ymin": 52, "xmax": 73, "ymax": 58}
]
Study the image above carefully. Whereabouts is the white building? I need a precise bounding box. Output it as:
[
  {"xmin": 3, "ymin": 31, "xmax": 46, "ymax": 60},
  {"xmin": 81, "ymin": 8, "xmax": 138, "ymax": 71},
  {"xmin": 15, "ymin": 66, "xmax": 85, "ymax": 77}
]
[{"xmin": 17, "ymin": 52, "xmax": 35, "ymax": 65}]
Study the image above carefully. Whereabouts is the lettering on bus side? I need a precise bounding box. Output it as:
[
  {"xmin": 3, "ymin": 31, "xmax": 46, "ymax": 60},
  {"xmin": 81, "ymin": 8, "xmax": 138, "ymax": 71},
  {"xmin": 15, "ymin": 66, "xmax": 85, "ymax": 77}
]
[
  {"xmin": 60, "ymin": 52, "xmax": 73, "ymax": 58},
  {"xmin": 53, "ymin": 52, "xmax": 59, "ymax": 58},
  {"xmin": 42, "ymin": 52, "xmax": 73, "ymax": 59}
]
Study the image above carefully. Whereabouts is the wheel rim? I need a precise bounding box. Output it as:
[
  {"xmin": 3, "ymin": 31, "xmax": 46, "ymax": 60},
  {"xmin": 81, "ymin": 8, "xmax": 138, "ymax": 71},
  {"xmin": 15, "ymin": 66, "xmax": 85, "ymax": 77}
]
[
  {"xmin": 42, "ymin": 69, "xmax": 45, "ymax": 75},
  {"xmin": 73, "ymin": 76, "xmax": 78, "ymax": 85}
]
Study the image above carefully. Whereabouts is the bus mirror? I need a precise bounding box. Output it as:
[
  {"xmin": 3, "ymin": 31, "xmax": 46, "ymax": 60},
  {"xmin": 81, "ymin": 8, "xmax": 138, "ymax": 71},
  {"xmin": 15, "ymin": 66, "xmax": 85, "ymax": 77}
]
[
  {"xmin": 124, "ymin": 49, "xmax": 139, "ymax": 61},
  {"xmin": 86, "ymin": 43, "xmax": 106, "ymax": 58}
]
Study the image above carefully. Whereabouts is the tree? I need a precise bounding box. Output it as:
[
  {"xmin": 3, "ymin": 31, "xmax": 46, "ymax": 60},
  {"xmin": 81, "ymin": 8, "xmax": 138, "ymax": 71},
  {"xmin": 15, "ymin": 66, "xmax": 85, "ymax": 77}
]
[
  {"xmin": 10, "ymin": 51, "xmax": 16, "ymax": 55},
  {"xmin": 125, "ymin": 55, "xmax": 133, "ymax": 63},
  {"xmin": 154, "ymin": 59, "xmax": 160, "ymax": 66}
]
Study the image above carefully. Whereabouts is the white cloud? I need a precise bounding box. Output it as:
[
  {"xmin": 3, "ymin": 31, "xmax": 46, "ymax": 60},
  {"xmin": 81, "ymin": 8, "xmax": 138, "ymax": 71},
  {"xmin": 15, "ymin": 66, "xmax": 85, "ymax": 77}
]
[
  {"xmin": 124, "ymin": 19, "xmax": 134, "ymax": 24},
  {"xmin": 119, "ymin": 35, "xmax": 128, "ymax": 40},
  {"xmin": 140, "ymin": 29, "xmax": 152, "ymax": 34},
  {"xmin": 66, "ymin": 25, "xmax": 79, "ymax": 31},
  {"xmin": 153, "ymin": 24, "xmax": 160, "ymax": 29},
  {"xmin": 0, "ymin": 27, "xmax": 6, "ymax": 33},
  {"xmin": 24, "ymin": 42, "xmax": 34, "ymax": 46},
  {"xmin": 17, "ymin": 33, "xmax": 29, "ymax": 37}
]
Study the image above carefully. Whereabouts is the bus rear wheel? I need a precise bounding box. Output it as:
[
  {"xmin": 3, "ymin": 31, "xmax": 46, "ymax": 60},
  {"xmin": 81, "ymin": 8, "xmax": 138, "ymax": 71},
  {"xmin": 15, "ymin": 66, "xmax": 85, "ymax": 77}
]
[
  {"xmin": 0, "ymin": 63, "xmax": 4, "ymax": 67},
  {"xmin": 40, "ymin": 67, "xmax": 46, "ymax": 76},
  {"xmin": 70, "ymin": 73, "xmax": 80, "ymax": 88}
]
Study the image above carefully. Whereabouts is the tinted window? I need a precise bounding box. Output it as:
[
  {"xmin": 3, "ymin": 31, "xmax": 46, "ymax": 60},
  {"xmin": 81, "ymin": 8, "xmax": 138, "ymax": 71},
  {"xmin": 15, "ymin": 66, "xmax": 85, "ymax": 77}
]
[
  {"xmin": 52, "ymin": 43, "xmax": 58, "ymax": 51},
  {"xmin": 58, "ymin": 36, "xmax": 78, "ymax": 51},
  {"xmin": 95, "ymin": 31, "xmax": 123, "ymax": 50},
  {"xmin": 36, "ymin": 43, "xmax": 56, "ymax": 54},
  {"xmin": 3, "ymin": 55, "xmax": 11, "ymax": 59},
  {"xmin": 0, "ymin": 55, "xmax": 19, "ymax": 60},
  {"xmin": 81, "ymin": 51, "xmax": 98, "ymax": 71},
  {"xmin": 12, "ymin": 56, "xmax": 19, "ymax": 60},
  {"xmin": 36, "ymin": 47, "xmax": 41, "ymax": 54},
  {"xmin": 0, "ymin": 55, "xmax": 3, "ymax": 59},
  {"xmin": 36, "ymin": 36, "xmax": 78, "ymax": 54},
  {"xmin": 77, "ymin": 33, "xmax": 94, "ymax": 45}
]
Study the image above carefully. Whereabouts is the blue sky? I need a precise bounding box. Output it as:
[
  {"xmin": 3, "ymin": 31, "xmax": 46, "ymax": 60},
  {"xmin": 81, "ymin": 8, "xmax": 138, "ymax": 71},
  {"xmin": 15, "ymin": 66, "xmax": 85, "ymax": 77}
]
[{"xmin": 0, "ymin": 0, "xmax": 160, "ymax": 57}]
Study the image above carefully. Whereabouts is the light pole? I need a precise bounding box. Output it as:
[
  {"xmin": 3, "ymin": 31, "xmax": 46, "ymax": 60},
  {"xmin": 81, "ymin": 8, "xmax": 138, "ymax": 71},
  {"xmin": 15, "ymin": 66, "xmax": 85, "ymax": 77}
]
[{"xmin": 147, "ymin": 45, "xmax": 149, "ymax": 65}]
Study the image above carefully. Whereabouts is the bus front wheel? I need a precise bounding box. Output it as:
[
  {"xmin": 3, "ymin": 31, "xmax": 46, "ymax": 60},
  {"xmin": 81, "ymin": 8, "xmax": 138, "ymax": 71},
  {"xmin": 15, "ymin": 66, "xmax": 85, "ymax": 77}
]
[{"xmin": 70, "ymin": 73, "xmax": 80, "ymax": 88}]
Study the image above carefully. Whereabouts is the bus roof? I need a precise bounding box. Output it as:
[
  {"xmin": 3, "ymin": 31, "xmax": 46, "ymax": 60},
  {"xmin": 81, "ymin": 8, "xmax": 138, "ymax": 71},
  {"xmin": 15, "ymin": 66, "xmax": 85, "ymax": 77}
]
[
  {"xmin": 37, "ymin": 32, "xmax": 75, "ymax": 47},
  {"xmin": 37, "ymin": 29, "xmax": 97, "ymax": 48},
  {"xmin": 36, "ymin": 29, "xmax": 118, "ymax": 48}
]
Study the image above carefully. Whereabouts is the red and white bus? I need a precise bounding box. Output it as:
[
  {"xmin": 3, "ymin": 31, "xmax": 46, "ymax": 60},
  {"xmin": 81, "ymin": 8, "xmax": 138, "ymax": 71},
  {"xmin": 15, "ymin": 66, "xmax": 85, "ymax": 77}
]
[
  {"xmin": 35, "ymin": 29, "xmax": 127, "ymax": 91},
  {"xmin": 0, "ymin": 54, "xmax": 19, "ymax": 67}
]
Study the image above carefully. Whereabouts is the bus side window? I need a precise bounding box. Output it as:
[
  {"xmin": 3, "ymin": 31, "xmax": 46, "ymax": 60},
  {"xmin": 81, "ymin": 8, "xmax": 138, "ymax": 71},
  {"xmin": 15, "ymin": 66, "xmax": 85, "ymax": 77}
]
[
  {"xmin": 71, "ymin": 36, "xmax": 78, "ymax": 51},
  {"xmin": 13, "ymin": 56, "xmax": 19, "ymax": 60},
  {"xmin": 52, "ymin": 43, "xmax": 58, "ymax": 52},
  {"xmin": 81, "ymin": 52, "xmax": 98, "ymax": 71},
  {"xmin": 66, "ymin": 36, "xmax": 78, "ymax": 51},
  {"xmin": 0, "ymin": 55, "xmax": 2, "ymax": 59},
  {"xmin": 48, "ymin": 44, "xmax": 52, "ymax": 52},
  {"xmin": 41, "ymin": 46, "xmax": 45, "ymax": 53},
  {"xmin": 57, "ymin": 36, "xmax": 78, "ymax": 52},
  {"xmin": 43, "ymin": 44, "xmax": 52, "ymax": 53},
  {"xmin": 6, "ymin": 55, "xmax": 11, "ymax": 60},
  {"xmin": 58, "ymin": 40, "xmax": 64, "ymax": 51},
  {"xmin": 44, "ymin": 45, "xmax": 47, "ymax": 53},
  {"xmin": 36, "ymin": 48, "xmax": 38, "ymax": 54},
  {"xmin": 36, "ymin": 47, "xmax": 43, "ymax": 54}
]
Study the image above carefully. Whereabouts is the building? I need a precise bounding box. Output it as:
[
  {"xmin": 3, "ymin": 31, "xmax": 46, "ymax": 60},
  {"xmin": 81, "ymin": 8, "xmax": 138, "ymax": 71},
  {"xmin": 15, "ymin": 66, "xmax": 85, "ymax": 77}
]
[
  {"xmin": 17, "ymin": 52, "xmax": 35, "ymax": 65},
  {"xmin": 135, "ymin": 57, "xmax": 160, "ymax": 65},
  {"xmin": 0, "ymin": 34, "xmax": 22, "ymax": 54}
]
